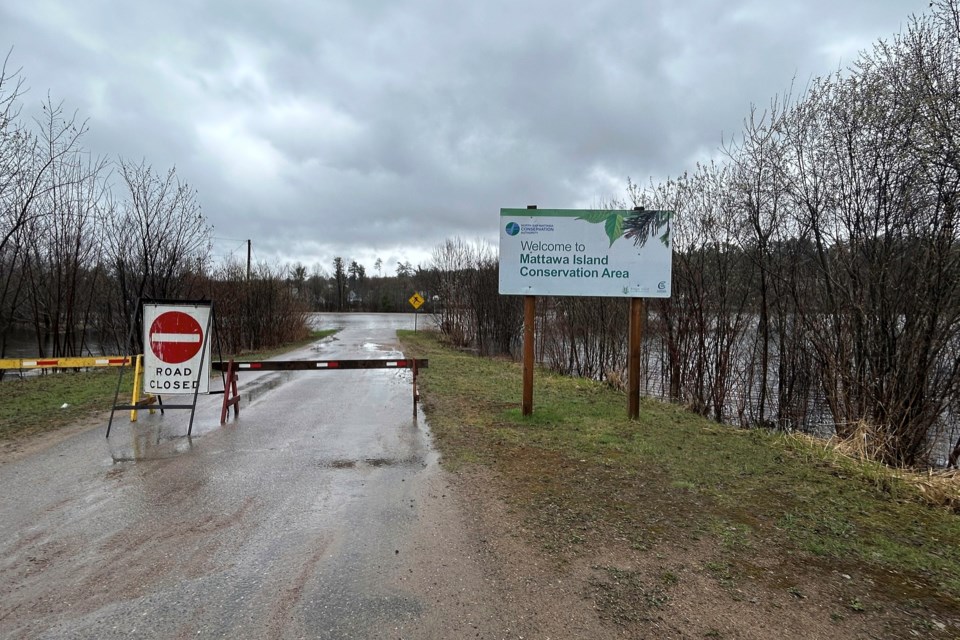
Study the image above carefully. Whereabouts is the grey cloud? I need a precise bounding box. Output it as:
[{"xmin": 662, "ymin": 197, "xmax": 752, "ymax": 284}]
[{"xmin": 0, "ymin": 0, "xmax": 926, "ymax": 269}]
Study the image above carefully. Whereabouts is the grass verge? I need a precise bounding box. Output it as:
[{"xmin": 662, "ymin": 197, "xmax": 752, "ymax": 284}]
[
  {"xmin": 399, "ymin": 330, "xmax": 960, "ymax": 620},
  {"xmin": 0, "ymin": 329, "xmax": 338, "ymax": 442},
  {"xmin": 0, "ymin": 368, "xmax": 119, "ymax": 441}
]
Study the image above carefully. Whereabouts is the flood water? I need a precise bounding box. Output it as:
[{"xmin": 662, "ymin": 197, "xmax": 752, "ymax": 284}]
[
  {"xmin": 1, "ymin": 325, "xmax": 116, "ymax": 359},
  {"xmin": 541, "ymin": 322, "xmax": 960, "ymax": 467},
  {"xmin": 1, "ymin": 312, "xmax": 426, "ymax": 359}
]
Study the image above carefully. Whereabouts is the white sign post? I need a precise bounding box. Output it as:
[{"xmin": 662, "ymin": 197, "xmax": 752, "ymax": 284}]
[
  {"xmin": 142, "ymin": 303, "xmax": 212, "ymax": 395},
  {"xmin": 499, "ymin": 207, "xmax": 673, "ymax": 419}
]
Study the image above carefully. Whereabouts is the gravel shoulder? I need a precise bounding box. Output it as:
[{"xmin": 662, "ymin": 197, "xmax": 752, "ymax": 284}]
[{"xmin": 390, "ymin": 465, "xmax": 611, "ymax": 639}]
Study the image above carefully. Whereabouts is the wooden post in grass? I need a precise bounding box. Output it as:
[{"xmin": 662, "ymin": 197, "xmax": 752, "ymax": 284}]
[
  {"xmin": 520, "ymin": 204, "xmax": 538, "ymax": 417},
  {"xmin": 522, "ymin": 294, "xmax": 536, "ymax": 416},
  {"xmin": 628, "ymin": 297, "xmax": 644, "ymax": 419}
]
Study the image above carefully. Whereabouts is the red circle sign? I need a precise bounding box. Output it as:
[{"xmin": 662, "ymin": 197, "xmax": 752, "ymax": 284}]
[{"xmin": 149, "ymin": 311, "xmax": 203, "ymax": 364}]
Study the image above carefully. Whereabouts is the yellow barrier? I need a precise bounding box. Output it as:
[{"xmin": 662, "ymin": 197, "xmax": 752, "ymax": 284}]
[
  {"xmin": 0, "ymin": 354, "xmax": 157, "ymax": 423},
  {"xmin": 131, "ymin": 355, "xmax": 143, "ymax": 422},
  {"xmin": 129, "ymin": 355, "xmax": 157, "ymax": 421},
  {"xmin": 0, "ymin": 356, "xmax": 134, "ymax": 369}
]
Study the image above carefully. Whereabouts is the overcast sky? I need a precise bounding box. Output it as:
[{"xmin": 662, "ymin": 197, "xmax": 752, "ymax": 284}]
[{"xmin": 0, "ymin": 0, "xmax": 924, "ymax": 274}]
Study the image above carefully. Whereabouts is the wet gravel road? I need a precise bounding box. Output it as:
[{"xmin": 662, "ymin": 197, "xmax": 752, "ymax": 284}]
[{"xmin": 0, "ymin": 314, "xmax": 518, "ymax": 639}]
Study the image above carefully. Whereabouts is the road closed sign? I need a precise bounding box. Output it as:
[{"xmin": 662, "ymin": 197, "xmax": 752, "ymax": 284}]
[{"xmin": 142, "ymin": 303, "xmax": 212, "ymax": 394}]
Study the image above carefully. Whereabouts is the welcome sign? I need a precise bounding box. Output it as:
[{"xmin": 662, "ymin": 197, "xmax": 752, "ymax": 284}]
[{"xmin": 498, "ymin": 209, "xmax": 673, "ymax": 298}]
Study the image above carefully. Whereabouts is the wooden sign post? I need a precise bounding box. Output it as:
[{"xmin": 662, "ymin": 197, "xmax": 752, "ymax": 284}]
[
  {"xmin": 522, "ymin": 295, "xmax": 536, "ymax": 416},
  {"xmin": 628, "ymin": 298, "xmax": 645, "ymax": 419}
]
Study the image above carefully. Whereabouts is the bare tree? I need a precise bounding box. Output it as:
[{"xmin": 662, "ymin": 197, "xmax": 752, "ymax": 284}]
[
  {"xmin": 629, "ymin": 165, "xmax": 752, "ymax": 422},
  {"xmin": 430, "ymin": 237, "xmax": 520, "ymax": 355},
  {"xmin": 466, "ymin": 240, "xmax": 520, "ymax": 356},
  {"xmin": 20, "ymin": 100, "xmax": 109, "ymax": 357},
  {"xmin": 102, "ymin": 159, "xmax": 211, "ymax": 351},
  {"xmin": 208, "ymin": 258, "xmax": 308, "ymax": 354},
  {"xmin": 430, "ymin": 237, "xmax": 474, "ymax": 346},
  {"xmin": 0, "ymin": 66, "xmax": 92, "ymax": 358},
  {"xmin": 725, "ymin": 96, "xmax": 797, "ymax": 427}
]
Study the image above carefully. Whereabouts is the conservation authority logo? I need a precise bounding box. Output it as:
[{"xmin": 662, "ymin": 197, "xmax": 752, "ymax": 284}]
[{"xmin": 505, "ymin": 221, "xmax": 520, "ymax": 236}]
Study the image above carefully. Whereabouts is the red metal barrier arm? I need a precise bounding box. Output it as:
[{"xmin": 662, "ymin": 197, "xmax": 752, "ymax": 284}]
[
  {"xmin": 210, "ymin": 359, "xmax": 428, "ymax": 424},
  {"xmin": 211, "ymin": 359, "xmax": 428, "ymax": 371}
]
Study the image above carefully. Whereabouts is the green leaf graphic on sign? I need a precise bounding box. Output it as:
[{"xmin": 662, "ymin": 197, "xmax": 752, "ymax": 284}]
[
  {"xmin": 624, "ymin": 211, "xmax": 672, "ymax": 248},
  {"xmin": 575, "ymin": 210, "xmax": 673, "ymax": 248},
  {"xmin": 605, "ymin": 214, "xmax": 623, "ymax": 247},
  {"xmin": 576, "ymin": 211, "xmax": 610, "ymax": 224}
]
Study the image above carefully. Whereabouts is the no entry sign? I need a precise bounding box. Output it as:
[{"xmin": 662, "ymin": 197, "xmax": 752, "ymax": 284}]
[
  {"xmin": 149, "ymin": 311, "xmax": 203, "ymax": 363},
  {"xmin": 142, "ymin": 303, "xmax": 212, "ymax": 394}
]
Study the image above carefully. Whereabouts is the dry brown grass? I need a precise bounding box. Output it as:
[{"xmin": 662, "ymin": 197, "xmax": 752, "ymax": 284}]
[
  {"xmin": 901, "ymin": 469, "xmax": 960, "ymax": 512},
  {"xmin": 828, "ymin": 420, "xmax": 883, "ymax": 460},
  {"xmin": 790, "ymin": 422, "xmax": 960, "ymax": 512}
]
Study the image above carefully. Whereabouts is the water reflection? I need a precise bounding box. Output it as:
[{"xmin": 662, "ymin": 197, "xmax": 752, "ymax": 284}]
[
  {"xmin": 109, "ymin": 422, "xmax": 195, "ymax": 462},
  {"xmin": 309, "ymin": 312, "xmax": 420, "ymax": 333},
  {"xmin": 2, "ymin": 326, "xmax": 116, "ymax": 358}
]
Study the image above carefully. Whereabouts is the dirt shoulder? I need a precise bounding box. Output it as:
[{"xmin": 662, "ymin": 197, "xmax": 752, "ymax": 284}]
[
  {"xmin": 399, "ymin": 331, "xmax": 960, "ymax": 639},
  {"xmin": 442, "ymin": 459, "xmax": 955, "ymax": 640}
]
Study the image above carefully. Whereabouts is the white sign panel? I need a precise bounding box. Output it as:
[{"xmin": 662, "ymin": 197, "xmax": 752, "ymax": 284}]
[
  {"xmin": 499, "ymin": 209, "xmax": 673, "ymax": 297},
  {"xmin": 142, "ymin": 303, "xmax": 212, "ymax": 394}
]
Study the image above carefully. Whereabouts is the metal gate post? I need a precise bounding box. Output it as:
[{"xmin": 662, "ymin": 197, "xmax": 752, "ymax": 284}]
[
  {"xmin": 412, "ymin": 358, "xmax": 419, "ymax": 418},
  {"xmin": 220, "ymin": 358, "xmax": 241, "ymax": 424}
]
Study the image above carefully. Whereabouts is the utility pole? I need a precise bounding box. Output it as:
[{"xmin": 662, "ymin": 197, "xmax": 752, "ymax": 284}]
[{"xmin": 245, "ymin": 239, "xmax": 252, "ymax": 351}]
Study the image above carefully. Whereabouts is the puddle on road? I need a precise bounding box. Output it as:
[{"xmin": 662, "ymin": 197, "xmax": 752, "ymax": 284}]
[
  {"xmin": 362, "ymin": 342, "xmax": 403, "ymax": 358},
  {"xmin": 108, "ymin": 422, "xmax": 197, "ymax": 462},
  {"xmin": 319, "ymin": 456, "xmax": 426, "ymax": 470}
]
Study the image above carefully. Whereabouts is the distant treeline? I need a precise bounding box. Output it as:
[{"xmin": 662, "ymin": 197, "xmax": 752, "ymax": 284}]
[{"xmin": 282, "ymin": 256, "xmax": 436, "ymax": 314}]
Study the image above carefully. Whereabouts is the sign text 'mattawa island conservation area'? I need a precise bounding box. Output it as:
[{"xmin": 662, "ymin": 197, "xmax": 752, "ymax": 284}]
[
  {"xmin": 499, "ymin": 208, "xmax": 673, "ymax": 298},
  {"xmin": 516, "ymin": 239, "xmax": 627, "ymax": 278}
]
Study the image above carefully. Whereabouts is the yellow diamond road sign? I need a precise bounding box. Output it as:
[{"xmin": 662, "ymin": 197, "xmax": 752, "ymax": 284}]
[{"xmin": 408, "ymin": 292, "xmax": 425, "ymax": 310}]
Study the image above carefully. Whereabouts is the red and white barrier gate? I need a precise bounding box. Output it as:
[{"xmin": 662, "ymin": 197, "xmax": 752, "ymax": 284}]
[{"xmin": 211, "ymin": 358, "xmax": 429, "ymax": 424}]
